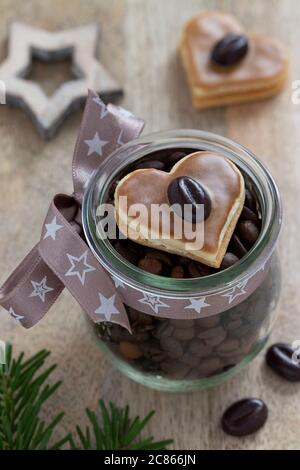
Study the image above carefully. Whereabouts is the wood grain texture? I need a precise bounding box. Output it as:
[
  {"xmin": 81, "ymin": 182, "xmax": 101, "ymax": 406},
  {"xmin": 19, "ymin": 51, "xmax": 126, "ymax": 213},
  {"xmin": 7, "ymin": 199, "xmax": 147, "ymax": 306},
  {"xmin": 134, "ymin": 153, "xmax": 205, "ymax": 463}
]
[{"xmin": 0, "ymin": 0, "xmax": 299, "ymax": 450}]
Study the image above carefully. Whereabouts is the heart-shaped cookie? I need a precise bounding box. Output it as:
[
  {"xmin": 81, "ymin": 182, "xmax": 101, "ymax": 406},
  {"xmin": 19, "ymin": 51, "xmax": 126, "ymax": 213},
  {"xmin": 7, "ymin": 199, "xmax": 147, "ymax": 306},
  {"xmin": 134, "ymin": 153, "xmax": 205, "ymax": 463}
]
[
  {"xmin": 115, "ymin": 151, "xmax": 245, "ymax": 268},
  {"xmin": 180, "ymin": 11, "xmax": 288, "ymax": 108}
]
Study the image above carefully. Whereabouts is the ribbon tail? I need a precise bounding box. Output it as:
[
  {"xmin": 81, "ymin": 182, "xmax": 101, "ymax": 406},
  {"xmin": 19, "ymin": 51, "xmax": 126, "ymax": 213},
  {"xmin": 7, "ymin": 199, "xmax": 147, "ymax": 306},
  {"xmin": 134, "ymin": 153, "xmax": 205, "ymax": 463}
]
[
  {"xmin": 39, "ymin": 194, "xmax": 131, "ymax": 332},
  {"xmin": 0, "ymin": 245, "xmax": 64, "ymax": 328}
]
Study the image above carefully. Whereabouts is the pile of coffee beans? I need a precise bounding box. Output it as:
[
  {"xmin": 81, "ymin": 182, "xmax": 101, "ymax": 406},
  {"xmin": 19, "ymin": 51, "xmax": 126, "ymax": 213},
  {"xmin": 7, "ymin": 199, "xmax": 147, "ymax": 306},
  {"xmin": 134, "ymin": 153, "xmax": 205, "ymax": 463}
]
[
  {"xmin": 96, "ymin": 268, "xmax": 276, "ymax": 380},
  {"xmin": 107, "ymin": 149, "xmax": 262, "ymax": 278}
]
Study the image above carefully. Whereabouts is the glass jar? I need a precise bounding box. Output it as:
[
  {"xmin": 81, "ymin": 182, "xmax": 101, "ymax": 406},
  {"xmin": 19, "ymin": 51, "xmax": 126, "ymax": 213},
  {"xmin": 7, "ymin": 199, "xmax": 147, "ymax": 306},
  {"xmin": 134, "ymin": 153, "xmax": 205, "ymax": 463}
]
[{"xmin": 82, "ymin": 130, "xmax": 282, "ymax": 392}]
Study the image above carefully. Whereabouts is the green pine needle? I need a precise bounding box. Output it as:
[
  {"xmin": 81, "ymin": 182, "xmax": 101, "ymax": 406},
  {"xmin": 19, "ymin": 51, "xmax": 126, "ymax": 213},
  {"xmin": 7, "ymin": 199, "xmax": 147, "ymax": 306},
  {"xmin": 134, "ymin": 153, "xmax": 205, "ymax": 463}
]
[
  {"xmin": 0, "ymin": 344, "xmax": 172, "ymax": 450},
  {"xmin": 71, "ymin": 401, "xmax": 173, "ymax": 450},
  {"xmin": 0, "ymin": 344, "xmax": 69, "ymax": 450}
]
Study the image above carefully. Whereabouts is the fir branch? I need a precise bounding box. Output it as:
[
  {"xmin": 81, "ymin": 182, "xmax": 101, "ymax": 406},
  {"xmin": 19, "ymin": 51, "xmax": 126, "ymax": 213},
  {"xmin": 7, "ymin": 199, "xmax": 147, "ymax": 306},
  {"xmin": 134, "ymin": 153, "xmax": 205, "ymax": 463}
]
[
  {"xmin": 70, "ymin": 400, "xmax": 173, "ymax": 450},
  {"xmin": 0, "ymin": 344, "xmax": 69, "ymax": 450},
  {"xmin": 0, "ymin": 344, "xmax": 173, "ymax": 450}
]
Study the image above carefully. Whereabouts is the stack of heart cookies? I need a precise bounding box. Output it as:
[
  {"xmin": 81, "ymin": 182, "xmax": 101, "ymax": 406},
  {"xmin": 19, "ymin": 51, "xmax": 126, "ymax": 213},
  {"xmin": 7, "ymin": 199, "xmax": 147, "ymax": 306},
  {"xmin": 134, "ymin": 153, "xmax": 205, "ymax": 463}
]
[{"xmin": 179, "ymin": 11, "xmax": 288, "ymax": 108}]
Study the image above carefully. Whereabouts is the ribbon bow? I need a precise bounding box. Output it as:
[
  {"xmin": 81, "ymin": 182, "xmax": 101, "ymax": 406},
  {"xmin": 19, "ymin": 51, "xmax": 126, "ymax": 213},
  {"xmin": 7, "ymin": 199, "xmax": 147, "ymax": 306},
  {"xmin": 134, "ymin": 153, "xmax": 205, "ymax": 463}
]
[{"xmin": 0, "ymin": 90, "xmax": 144, "ymax": 331}]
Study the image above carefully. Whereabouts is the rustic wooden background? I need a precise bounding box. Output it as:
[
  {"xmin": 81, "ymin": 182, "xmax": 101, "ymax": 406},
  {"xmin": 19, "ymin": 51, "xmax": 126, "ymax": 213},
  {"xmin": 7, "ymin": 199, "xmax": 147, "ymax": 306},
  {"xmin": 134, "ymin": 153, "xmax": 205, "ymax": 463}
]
[{"xmin": 0, "ymin": 0, "xmax": 299, "ymax": 450}]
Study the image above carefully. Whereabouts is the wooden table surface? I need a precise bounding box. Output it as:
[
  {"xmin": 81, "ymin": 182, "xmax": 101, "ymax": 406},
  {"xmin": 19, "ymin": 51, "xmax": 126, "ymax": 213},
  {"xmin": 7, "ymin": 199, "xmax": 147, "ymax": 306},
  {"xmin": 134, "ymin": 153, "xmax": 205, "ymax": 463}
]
[{"xmin": 1, "ymin": 0, "xmax": 300, "ymax": 450}]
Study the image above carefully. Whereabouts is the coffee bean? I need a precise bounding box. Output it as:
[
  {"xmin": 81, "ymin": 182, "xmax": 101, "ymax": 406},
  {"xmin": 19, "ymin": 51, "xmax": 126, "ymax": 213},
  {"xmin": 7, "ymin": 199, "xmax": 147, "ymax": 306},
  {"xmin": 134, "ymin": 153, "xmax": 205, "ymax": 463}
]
[
  {"xmin": 178, "ymin": 256, "xmax": 190, "ymax": 267},
  {"xmin": 240, "ymin": 206, "xmax": 260, "ymax": 225},
  {"xmin": 229, "ymin": 234, "xmax": 248, "ymax": 258},
  {"xmin": 180, "ymin": 352, "xmax": 199, "ymax": 368},
  {"xmin": 160, "ymin": 337, "xmax": 184, "ymax": 359},
  {"xmin": 195, "ymin": 315, "xmax": 220, "ymax": 329},
  {"xmin": 145, "ymin": 248, "xmax": 173, "ymax": 266},
  {"xmin": 266, "ymin": 343, "xmax": 300, "ymax": 381},
  {"xmin": 167, "ymin": 176, "xmax": 211, "ymax": 223},
  {"xmin": 220, "ymin": 252, "xmax": 239, "ymax": 270},
  {"xmin": 245, "ymin": 188, "xmax": 257, "ymax": 212},
  {"xmin": 170, "ymin": 319, "xmax": 194, "ymax": 328},
  {"xmin": 135, "ymin": 160, "xmax": 165, "ymax": 171},
  {"xmin": 197, "ymin": 357, "xmax": 222, "ymax": 377},
  {"xmin": 114, "ymin": 241, "xmax": 139, "ymax": 265},
  {"xmin": 171, "ymin": 265, "xmax": 185, "ymax": 278},
  {"xmin": 217, "ymin": 338, "xmax": 240, "ymax": 353},
  {"xmin": 119, "ymin": 341, "xmax": 144, "ymax": 360},
  {"xmin": 212, "ymin": 33, "xmax": 248, "ymax": 66},
  {"xmin": 128, "ymin": 307, "xmax": 153, "ymax": 326},
  {"xmin": 226, "ymin": 319, "xmax": 243, "ymax": 331},
  {"xmin": 231, "ymin": 323, "xmax": 252, "ymax": 338},
  {"xmin": 138, "ymin": 257, "xmax": 163, "ymax": 275},
  {"xmin": 188, "ymin": 262, "xmax": 212, "ymax": 278},
  {"xmin": 161, "ymin": 359, "xmax": 189, "ymax": 374},
  {"xmin": 198, "ymin": 325, "xmax": 226, "ymax": 340},
  {"xmin": 222, "ymin": 398, "xmax": 268, "ymax": 436},
  {"xmin": 237, "ymin": 220, "xmax": 259, "ymax": 248},
  {"xmin": 188, "ymin": 339, "xmax": 212, "ymax": 358},
  {"xmin": 153, "ymin": 321, "xmax": 174, "ymax": 339},
  {"xmin": 165, "ymin": 151, "xmax": 186, "ymax": 168},
  {"xmin": 173, "ymin": 327, "xmax": 195, "ymax": 342},
  {"xmin": 108, "ymin": 180, "xmax": 119, "ymax": 200}
]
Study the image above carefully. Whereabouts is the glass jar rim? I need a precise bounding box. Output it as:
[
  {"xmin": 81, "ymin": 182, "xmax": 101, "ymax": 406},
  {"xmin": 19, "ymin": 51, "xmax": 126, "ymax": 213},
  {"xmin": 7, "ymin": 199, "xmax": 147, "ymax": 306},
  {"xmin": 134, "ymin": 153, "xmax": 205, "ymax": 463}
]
[{"xmin": 82, "ymin": 129, "xmax": 282, "ymax": 296}]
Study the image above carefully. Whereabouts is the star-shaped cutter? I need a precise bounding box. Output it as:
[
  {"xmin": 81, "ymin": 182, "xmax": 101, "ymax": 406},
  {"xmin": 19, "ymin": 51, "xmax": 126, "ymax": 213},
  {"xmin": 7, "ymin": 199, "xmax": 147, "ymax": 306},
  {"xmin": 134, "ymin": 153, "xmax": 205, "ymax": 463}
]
[{"xmin": 0, "ymin": 22, "xmax": 123, "ymax": 139}]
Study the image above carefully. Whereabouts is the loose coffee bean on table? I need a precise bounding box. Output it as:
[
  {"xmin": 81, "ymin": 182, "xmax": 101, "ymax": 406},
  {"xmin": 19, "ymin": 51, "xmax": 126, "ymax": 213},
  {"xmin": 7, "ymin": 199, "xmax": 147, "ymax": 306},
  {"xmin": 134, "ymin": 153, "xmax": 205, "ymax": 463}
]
[
  {"xmin": 222, "ymin": 398, "xmax": 268, "ymax": 437},
  {"xmin": 266, "ymin": 343, "xmax": 300, "ymax": 381}
]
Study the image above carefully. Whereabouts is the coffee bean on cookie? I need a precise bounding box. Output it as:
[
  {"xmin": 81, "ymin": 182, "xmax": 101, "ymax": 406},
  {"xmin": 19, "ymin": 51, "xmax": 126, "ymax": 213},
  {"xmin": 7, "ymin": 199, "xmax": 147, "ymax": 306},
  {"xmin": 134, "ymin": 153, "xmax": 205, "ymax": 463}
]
[
  {"xmin": 212, "ymin": 33, "xmax": 248, "ymax": 66},
  {"xmin": 222, "ymin": 398, "xmax": 268, "ymax": 436},
  {"xmin": 167, "ymin": 176, "xmax": 211, "ymax": 222}
]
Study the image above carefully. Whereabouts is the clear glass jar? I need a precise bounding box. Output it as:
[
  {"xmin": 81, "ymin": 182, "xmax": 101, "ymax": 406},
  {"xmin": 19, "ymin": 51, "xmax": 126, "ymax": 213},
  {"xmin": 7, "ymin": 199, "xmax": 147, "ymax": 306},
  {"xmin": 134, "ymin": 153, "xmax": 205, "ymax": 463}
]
[{"xmin": 82, "ymin": 130, "xmax": 282, "ymax": 392}]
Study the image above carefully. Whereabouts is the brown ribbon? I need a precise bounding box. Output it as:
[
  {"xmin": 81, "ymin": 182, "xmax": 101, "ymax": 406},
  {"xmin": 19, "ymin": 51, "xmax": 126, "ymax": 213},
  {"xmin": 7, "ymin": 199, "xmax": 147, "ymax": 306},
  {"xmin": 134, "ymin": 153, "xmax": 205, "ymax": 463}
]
[{"xmin": 0, "ymin": 90, "xmax": 144, "ymax": 330}]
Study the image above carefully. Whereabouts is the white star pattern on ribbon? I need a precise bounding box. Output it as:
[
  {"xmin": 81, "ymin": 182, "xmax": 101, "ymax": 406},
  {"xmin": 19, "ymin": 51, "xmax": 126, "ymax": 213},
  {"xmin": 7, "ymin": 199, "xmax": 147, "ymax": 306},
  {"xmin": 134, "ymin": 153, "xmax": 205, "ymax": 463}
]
[
  {"xmin": 94, "ymin": 293, "xmax": 120, "ymax": 321},
  {"xmin": 184, "ymin": 297, "xmax": 210, "ymax": 314},
  {"xmin": 43, "ymin": 216, "xmax": 63, "ymax": 240},
  {"xmin": 29, "ymin": 277, "xmax": 54, "ymax": 303},
  {"xmin": 222, "ymin": 280, "xmax": 248, "ymax": 304},
  {"xmin": 138, "ymin": 293, "xmax": 169, "ymax": 314},
  {"xmin": 65, "ymin": 251, "xmax": 96, "ymax": 285},
  {"xmin": 84, "ymin": 132, "xmax": 108, "ymax": 157},
  {"xmin": 8, "ymin": 307, "xmax": 24, "ymax": 322},
  {"xmin": 92, "ymin": 96, "xmax": 109, "ymax": 119},
  {"xmin": 112, "ymin": 275, "xmax": 125, "ymax": 289}
]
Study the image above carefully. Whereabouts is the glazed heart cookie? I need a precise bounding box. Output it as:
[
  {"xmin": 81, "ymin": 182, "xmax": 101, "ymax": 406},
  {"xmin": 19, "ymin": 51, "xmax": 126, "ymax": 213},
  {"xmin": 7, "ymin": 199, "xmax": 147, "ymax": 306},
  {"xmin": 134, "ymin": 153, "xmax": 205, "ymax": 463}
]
[
  {"xmin": 115, "ymin": 152, "xmax": 245, "ymax": 268},
  {"xmin": 180, "ymin": 11, "xmax": 288, "ymax": 108}
]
